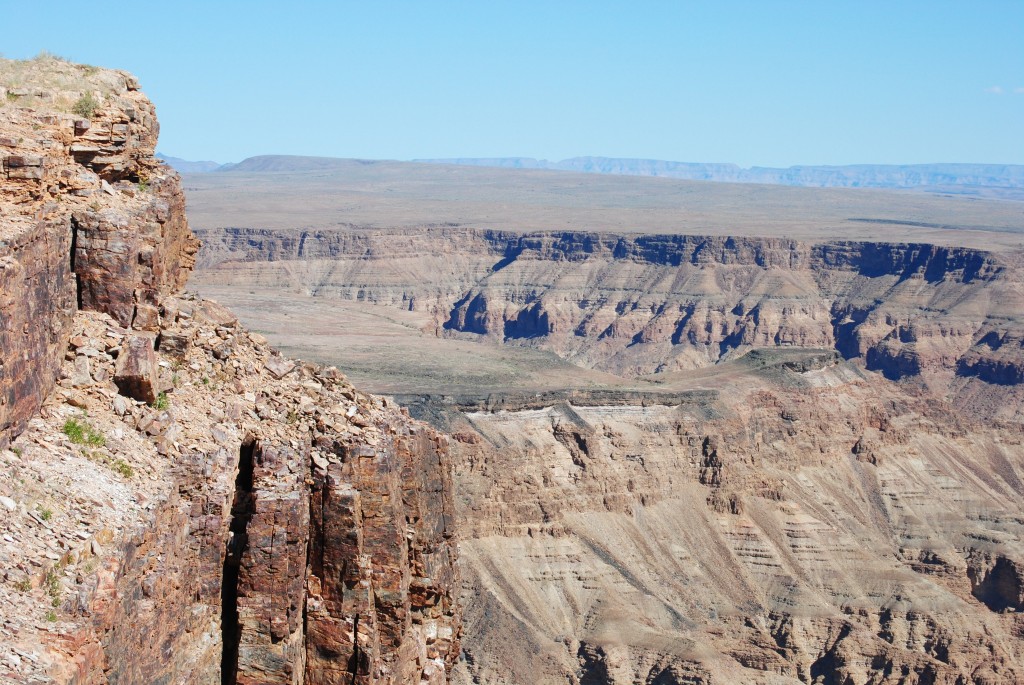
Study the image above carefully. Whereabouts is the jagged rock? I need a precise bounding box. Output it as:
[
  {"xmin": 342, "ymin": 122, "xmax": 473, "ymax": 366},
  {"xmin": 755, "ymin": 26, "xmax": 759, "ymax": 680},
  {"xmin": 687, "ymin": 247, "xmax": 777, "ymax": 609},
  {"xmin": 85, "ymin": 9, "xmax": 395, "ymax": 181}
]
[
  {"xmin": 0, "ymin": 56, "xmax": 197, "ymax": 446},
  {"xmin": 196, "ymin": 299, "xmax": 238, "ymax": 328},
  {"xmin": 133, "ymin": 302, "xmax": 160, "ymax": 331},
  {"xmin": 1, "ymin": 60, "xmax": 462, "ymax": 685},
  {"xmin": 113, "ymin": 334, "xmax": 158, "ymax": 404},
  {"xmin": 70, "ymin": 355, "xmax": 93, "ymax": 388},
  {"xmin": 158, "ymin": 326, "xmax": 193, "ymax": 360},
  {"xmin": 265, "ymin": 356, "xmax": 296, "ymax": 380}
]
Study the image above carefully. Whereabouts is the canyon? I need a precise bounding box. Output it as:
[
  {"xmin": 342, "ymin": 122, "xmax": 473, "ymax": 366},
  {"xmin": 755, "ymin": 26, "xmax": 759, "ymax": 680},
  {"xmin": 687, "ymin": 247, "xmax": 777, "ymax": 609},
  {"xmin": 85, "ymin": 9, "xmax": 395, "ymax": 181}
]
[
  {"xmin": 2, "ymin": 54, "xmax": 1024, "ymax": 685},
  {"xmin": 188, "ymin": 163, "xmax": 1024, "ymax": 683}
]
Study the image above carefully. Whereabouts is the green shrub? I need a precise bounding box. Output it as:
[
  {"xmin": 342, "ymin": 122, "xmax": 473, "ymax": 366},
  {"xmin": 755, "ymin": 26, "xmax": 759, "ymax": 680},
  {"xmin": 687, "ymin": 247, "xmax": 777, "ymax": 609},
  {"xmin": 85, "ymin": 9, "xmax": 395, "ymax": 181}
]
[
  {"xmin": 112, "ymin": 459, "xmax": 134, "ymax": 479},
  {"xmin": 62, "ymin": 418, "xmax": 105, "ymax": 447},
  {"xmin": 44, "ymin": 567, "xmax": 61, "ymax": 601},
  {"xmin": 71, "ymin": 92, "xmax": 99, "ymax": 118}
]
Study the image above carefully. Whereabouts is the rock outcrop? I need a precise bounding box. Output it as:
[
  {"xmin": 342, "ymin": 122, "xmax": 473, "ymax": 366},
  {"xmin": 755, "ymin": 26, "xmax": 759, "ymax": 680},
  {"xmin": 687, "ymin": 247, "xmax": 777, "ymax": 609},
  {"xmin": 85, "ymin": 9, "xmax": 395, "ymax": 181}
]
[
  {"xmin": 0, "ymin": 56, "xmax": 460, "ymax": 685},
  {"xmin": 0, "ymin": 55, "xmax": 198, "ymax": 448},
  {"xmin": 440, "ymin": 357, "xmax": 1024, "ymax": 684}
]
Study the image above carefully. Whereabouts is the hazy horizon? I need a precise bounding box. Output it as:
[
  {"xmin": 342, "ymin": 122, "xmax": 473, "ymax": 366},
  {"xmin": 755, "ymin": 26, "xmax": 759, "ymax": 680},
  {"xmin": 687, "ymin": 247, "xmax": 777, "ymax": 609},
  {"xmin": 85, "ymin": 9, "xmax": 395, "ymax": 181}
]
[{"xmin": 158, "ymin": 151, "xmax": 1024, "ymax": 170}]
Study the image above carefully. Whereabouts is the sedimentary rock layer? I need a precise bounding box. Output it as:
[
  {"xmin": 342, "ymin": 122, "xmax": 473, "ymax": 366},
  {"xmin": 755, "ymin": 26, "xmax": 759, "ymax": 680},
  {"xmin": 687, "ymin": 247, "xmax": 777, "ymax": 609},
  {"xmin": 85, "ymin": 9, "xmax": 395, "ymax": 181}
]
[
  {"xmin": 196, "ymin": 228, "xmax": 1024, "ymax": 408},
  {"xmin": 194, "ymin": 226, "xmax": 1024, "ymax": 684},
  {"xmin": 444, "ymin": 357, "xmax": 1024, "ymax": 684}
]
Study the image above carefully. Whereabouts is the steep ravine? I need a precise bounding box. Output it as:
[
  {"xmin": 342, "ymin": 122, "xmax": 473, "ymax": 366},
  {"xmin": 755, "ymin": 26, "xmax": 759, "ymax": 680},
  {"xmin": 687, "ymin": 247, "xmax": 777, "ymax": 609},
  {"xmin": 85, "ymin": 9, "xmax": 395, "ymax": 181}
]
[{"xmin": 1, "ymin": 58, "xmax": 460, "ymax": 684}]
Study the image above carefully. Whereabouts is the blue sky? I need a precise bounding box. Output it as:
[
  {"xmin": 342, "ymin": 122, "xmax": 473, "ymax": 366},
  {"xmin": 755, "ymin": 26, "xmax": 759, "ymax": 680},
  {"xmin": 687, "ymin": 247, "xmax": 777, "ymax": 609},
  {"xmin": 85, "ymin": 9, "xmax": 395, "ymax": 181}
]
[{"xmin": 3, "ymin": 1, "xmax": 1022, "ymax": 166}]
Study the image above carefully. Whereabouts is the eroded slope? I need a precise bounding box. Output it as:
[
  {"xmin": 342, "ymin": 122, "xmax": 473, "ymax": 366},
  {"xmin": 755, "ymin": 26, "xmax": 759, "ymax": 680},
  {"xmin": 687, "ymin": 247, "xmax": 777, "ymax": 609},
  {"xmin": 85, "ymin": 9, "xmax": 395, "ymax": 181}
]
[{"xmin": 443, "ymin": 354, "xmax": 1024, "ymax": 683}]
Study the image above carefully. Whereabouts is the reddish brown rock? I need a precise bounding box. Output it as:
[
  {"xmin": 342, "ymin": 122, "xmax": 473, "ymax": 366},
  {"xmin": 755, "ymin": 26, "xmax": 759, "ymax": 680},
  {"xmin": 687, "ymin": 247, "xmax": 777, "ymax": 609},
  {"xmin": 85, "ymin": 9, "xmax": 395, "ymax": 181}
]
[
  {"xmin": 113, "ymin": 333, "xmax": 158, "ymax": 404},
  {"xmin": 0, "ymin": 217, "xmax": 76, "ymax": 447},
  {"xmin": 232, "ymin": 442, "xmax": 310, "ymax": 685},
  {"xmin": 305, "ymin": 412, "xmax": 461, "ymax": 685},
  {"xmin": 0, "ymin": 55, "xmax": 198, "ymax": 443},
  {"xmin": 1, "ymin": 57, "xmax": 462, "ymax": 685},
  {"xmin": 265, "ymin": 355, "xmax": 296, "ymax": 380}
]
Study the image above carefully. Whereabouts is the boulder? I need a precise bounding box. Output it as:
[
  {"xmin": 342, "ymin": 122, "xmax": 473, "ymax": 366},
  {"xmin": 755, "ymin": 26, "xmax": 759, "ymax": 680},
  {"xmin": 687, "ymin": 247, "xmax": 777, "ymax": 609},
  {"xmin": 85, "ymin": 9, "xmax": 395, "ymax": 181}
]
[
  {"xmin": 113, "ymin": 333, "xmax": 159, "ymax": 404},
  {"xmin": 265, "ymin": 356, "xmax": 295, "ymax": 380}
]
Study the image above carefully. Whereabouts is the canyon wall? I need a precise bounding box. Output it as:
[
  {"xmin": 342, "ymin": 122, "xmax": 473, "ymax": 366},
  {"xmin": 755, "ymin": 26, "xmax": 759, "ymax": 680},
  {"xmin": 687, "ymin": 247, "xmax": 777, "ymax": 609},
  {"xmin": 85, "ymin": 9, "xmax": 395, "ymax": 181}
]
[
  {"xmin": 196, "ymin": 228, "xmax": 1024, "ymax": 411},
  {"xmin": 194, "ymin": 225, "xmax": 1024, "ymax": 683},
  {"xmin": 0, "ymin": 57, "xmax": 460, "ymax": 684},
  {"xmin": 442, "ymin": 359, "xmax": 1024, "ymax": 684}
]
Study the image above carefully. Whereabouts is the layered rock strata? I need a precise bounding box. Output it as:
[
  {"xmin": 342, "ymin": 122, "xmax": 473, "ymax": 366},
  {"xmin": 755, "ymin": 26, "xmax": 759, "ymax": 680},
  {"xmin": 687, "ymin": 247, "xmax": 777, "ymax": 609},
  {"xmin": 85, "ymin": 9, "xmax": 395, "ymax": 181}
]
[
  {"xmin": 443, "ymin": 356, "xmax": 1024, "ymax": 684},
  {"xmin": 193, "ymin": 225, "xmax": 1024, "ymax": 683},
  {"xmin": 195, "ymin": 228, "xmax": 1024, "ymax": 414},
  {"xmin": 0, "ymin": 57, "xmax": 460, "ymax": 685}
]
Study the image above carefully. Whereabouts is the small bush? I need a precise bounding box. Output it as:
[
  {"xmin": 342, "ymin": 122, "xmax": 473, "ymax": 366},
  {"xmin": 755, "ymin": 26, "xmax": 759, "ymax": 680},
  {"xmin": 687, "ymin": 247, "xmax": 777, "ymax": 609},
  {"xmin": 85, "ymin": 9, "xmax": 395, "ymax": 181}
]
[
  {"xmin": 40, "ymin": 508, "xmax": 53, "ymax": 521},
  {"xmin": 153, "ymin": 392, "xmax": 169, "ymax": 410},
  {"xmin": 14, "ymin": 578, "xmax": 31, "ymax": 592},
  {"xmin": 45, "ymin": 610, "xmax": 57, "ymax": 622},
  {"xmin": 44, "ymin": 567, "xmax": 61, "ymax": 601},
  {"xmin": 112, "ymin": 459, "xmax": 134, "ymax": 479},
  {"xmin": 63, "ymin": 418, "xmax": 105, "ymax": 447},
  {"xmin": 62, "ymin": 419, "xmax": 84, "ymax": 443},
  {"xmin": 72, "ymin": 92, "xmax": 99, "ymax": 118}
]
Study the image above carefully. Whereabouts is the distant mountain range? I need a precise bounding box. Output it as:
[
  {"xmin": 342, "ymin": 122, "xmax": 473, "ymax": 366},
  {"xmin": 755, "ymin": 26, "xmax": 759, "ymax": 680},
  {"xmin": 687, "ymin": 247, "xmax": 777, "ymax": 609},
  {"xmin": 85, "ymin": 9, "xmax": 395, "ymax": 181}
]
[
  {"xmin": 415, "ymin": 157, "xmax": 1024, "ymax": 197},
  {"xmin": 158, "ymin": 153, "xmax": 1024, "ymax": 199}
]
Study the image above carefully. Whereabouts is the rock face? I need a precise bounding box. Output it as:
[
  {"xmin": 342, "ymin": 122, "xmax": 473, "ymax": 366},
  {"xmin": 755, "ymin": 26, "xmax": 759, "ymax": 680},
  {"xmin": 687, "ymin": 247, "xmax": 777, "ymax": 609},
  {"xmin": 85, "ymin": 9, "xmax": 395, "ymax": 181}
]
[
  {"xmin": 0, "ymin": 57, "xmax": 461, "ymax": 685},
  {"xmin": 439, "ymin": 363, "xmax": 1024, "ymax": 684},
  {"xmin": 0, "ymin": 215, "xmax": 76, "ymax": 445},
  {"xmin": 196, "ymin": 228, "xmax": 1024, "ymax": 413},
  {"xmin": 0, "ymin": 55, "xmax": 198, "ymax": 447}
]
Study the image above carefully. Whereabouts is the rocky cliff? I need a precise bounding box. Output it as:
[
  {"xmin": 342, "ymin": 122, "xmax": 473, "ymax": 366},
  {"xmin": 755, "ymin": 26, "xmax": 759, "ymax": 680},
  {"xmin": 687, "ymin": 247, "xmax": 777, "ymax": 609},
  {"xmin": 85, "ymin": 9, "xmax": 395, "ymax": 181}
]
[
  {"xmin": 441, "ymin": 357, "xmax": 1024, "ymax": 684},
  {"xmin": 0, "ymin": 56, "xmax": 460, "ymax": 684}
]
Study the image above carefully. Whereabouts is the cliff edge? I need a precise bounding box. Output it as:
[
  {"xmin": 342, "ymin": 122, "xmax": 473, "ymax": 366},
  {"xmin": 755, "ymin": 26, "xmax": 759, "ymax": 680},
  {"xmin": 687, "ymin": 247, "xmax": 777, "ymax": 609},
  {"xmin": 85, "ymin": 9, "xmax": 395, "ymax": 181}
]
[{"xmin": 0, "ymin": 56, "xmax": 461, "ymax": 684}]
